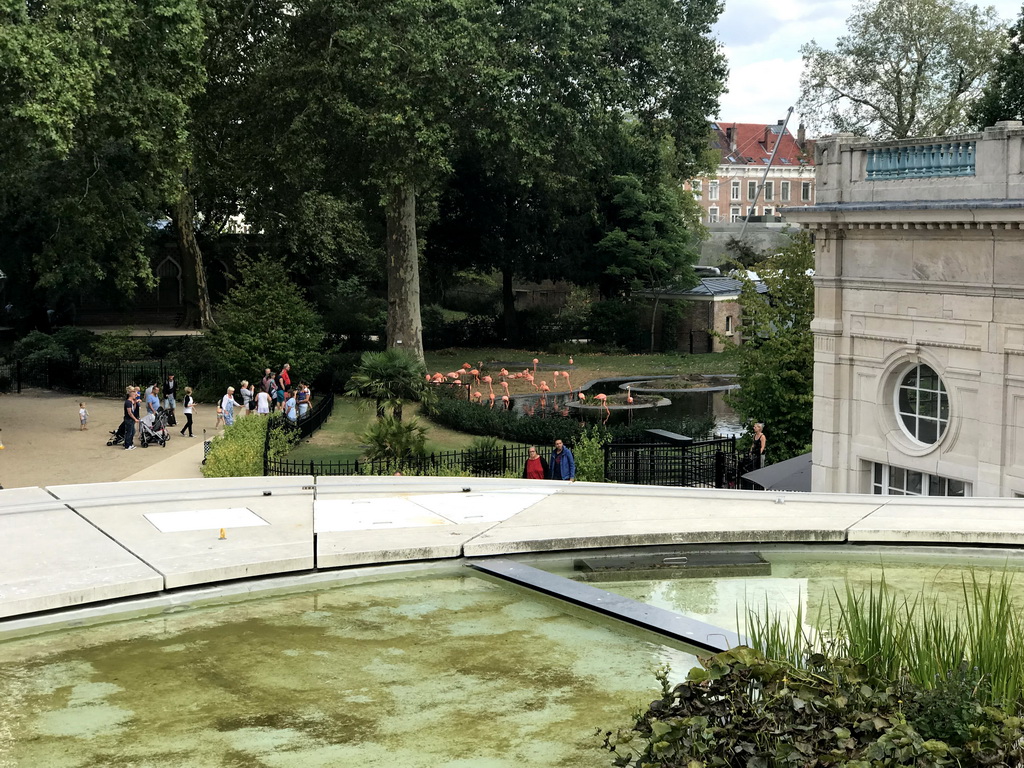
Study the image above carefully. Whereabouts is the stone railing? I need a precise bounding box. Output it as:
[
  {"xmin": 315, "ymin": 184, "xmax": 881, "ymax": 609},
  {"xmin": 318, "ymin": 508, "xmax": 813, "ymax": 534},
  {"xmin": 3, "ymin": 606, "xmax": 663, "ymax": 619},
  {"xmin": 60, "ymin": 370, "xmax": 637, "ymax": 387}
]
[
  {"xmin": 865, "ymin": 141, "xmax": 975, "ymax": 179},
  {"xmin": 807, "ymin": 121, "xmax": 1024, "ymax": 206}
]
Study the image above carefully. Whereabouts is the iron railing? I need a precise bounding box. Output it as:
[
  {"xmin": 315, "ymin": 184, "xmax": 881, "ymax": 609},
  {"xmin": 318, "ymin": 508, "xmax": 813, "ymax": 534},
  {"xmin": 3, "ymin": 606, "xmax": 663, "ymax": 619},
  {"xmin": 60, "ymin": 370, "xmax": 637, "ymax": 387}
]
[{"xmin": 603, "ymin": 436, "xmax": 740, "ymax": 488}]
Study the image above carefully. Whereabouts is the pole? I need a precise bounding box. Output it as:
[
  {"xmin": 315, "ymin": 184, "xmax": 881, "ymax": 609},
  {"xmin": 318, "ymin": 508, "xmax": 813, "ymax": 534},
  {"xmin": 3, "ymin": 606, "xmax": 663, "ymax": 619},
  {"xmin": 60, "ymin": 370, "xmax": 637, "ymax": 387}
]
[{"xmin": 739, "ymin": 106, "xmax": 794, "ymax": 239}]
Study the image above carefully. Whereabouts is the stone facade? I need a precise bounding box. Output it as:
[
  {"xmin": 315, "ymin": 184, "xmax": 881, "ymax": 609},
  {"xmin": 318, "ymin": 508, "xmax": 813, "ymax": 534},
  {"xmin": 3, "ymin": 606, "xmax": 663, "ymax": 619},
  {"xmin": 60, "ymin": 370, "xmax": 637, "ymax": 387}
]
[{"xmin": 788, "ymin": 121, "xmax": 1024, "ymax": 497}]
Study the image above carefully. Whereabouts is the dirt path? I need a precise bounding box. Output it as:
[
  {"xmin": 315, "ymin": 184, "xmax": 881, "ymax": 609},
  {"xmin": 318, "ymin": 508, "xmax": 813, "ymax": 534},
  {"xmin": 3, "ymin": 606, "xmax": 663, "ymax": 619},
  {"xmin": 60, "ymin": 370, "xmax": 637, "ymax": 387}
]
[{"xmin": 0, "ymin": 389, "xmax": 222, "ymax": 488}]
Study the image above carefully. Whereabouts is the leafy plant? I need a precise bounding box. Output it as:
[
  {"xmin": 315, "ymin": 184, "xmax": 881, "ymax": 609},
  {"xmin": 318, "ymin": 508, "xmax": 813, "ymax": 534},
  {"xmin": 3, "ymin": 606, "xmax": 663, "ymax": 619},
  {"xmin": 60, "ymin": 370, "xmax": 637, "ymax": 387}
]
[
  {"xmin": 358, "ymin": 415, "xmax": 428, "ymax": 461},
  {"xmin": 465, "ymin": 435, "xmax": 503, "ymax": 475},
  {"xmin": 203, "ymin": 414, "xmax": 296, "ymax": 477},
  {"xmin": 345, "ymin": 348, "xmax": 429, "ymax": 421},
  {"xmin": 85, "ymin": 329, "xmax": 151, "ymax": 363},
  {"xmin": 573, "ymin": 425, "xmax": 610, "ymax": 482}
]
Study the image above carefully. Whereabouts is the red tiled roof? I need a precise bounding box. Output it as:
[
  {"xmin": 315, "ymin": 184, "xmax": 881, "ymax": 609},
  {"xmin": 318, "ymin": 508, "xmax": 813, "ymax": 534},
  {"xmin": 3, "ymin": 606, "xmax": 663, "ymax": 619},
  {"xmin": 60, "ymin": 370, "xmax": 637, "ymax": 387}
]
[{"xmin": 710, "ymin": 122, "xmax": 814, "ymax": 167}]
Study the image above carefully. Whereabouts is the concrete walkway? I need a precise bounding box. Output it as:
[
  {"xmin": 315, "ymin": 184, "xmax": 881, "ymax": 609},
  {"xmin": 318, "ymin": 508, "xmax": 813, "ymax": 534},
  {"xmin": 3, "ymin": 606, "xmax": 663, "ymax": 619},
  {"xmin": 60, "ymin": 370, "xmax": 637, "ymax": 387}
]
[{"xmin": 4, "ymin": 476, "xmax": 1024, "ymax": 637}]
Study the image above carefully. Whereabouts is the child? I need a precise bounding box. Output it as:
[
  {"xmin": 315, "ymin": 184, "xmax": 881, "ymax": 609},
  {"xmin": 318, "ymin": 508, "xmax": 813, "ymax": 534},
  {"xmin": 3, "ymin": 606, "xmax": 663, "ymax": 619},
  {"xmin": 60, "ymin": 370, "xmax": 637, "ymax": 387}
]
[{"xmin": 79, "ymin": 403, "xmax": 89, "ymax": 431}]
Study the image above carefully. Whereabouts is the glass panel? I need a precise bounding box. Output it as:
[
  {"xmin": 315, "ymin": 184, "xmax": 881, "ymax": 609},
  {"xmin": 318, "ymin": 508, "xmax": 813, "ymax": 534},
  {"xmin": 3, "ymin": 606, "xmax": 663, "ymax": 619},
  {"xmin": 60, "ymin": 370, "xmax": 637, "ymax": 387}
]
[
  {"xmin": 900, "ymin": 412, "xmax": 916, "ymax": 435},
  {"xmin": 873, "ymin": 463, "xmax": 883, "ymax": 484},
  {"xmin": 898, "ymin": 387, "xmax": 915, "ymax": 414},
  {"xmin": 891, "ymin": 467, "xmax": 905, "ymax": 489},
  {"xmin": 918, "ymin": 366, "xmax": 938, "ymax": 390},
  {"xmin": 907, "ymin": 470, "xmax": 923, "ymax": 495},
  {"xmin": 901, "ymin": 367, "xmax": 919, "ymax": 389},
  {"xmin": 947, "ymin": 479, "xmax": 966, "ymax": 497},
  {"xmin": 940, "ymin": 398, "xmax": 949, "ymax": 420},
  {"xmin": 918, "ymin": 419, "xmax": 938, "ymax": 444},
  {"xmin": 918, "ymin": 390, "xmax": 938, "ymax": 418},
  {"xmin": 928, "ymin": 475, "xmax": 944, "ymax": 496}
]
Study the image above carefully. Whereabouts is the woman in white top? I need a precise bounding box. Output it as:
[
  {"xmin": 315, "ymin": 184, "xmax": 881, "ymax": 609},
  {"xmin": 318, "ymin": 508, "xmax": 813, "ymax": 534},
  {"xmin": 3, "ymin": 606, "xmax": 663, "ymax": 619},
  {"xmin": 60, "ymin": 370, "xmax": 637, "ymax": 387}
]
[
  {"xmin": 220, "ymin": 387, "xmax": 237, "ymax": 427},
  {"xmin": 256, "ymin": 389, "xmax": 271, "ymax": 415},
  {"xmin": 239, "ymin": 380, "xmax": 254, "ymax": 416},
  {"xmin": 179, "ymin": 387, "xmax": 196, "ymax": 437}
]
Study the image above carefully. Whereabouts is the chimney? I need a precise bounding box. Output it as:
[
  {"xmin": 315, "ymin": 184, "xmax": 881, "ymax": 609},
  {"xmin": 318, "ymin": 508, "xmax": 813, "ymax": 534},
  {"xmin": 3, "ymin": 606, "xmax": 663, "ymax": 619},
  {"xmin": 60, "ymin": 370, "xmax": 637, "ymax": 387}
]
[{"xmin": 797, "ymin": 122, "xmax": 806, "ymax": 149}]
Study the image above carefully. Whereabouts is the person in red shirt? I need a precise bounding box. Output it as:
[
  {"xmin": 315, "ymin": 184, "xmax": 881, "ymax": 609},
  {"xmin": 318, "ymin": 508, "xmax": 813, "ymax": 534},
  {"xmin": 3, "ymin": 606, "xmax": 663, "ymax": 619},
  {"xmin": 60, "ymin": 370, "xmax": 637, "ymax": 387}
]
[
  {"xmin": 522, "ymin": 446, "xmax": 549, "ymax": 479},
  {"xmin": 279, "ymin": 363, "xmax": 292, "ymax": 390}
]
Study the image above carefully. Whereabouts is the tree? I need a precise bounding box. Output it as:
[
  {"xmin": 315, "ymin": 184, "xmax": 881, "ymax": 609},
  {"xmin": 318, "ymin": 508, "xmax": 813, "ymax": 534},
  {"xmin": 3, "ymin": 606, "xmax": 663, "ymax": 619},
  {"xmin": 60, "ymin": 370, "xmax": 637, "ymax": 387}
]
[
  {"xmin": 798, "ymin": 0, "xmax": 1003, "ymax": 138},
  {"xmin": 205, "ymin": 257, "xmax": 326, "ymax": 382},
  {"xmin": 345, "ymin": 349, "xmax": 428, "ymax": 422},
  {"xmin": 727, "ymin": 234, "xmax": 815, "ymax": 463},
  {"xmin": 971, "ymin": 6, "xmax": 1024, "ymax": 127}
]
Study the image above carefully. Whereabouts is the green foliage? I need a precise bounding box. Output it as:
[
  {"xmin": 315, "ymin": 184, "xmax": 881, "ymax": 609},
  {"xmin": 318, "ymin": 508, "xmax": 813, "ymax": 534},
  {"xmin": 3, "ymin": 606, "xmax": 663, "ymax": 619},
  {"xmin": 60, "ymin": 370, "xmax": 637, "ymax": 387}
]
[
  {"xmin": 466, "ymin": 436, "xmax": 504, "ymax": 475},
  {"xmin": 573, "ymin": 425, "xmax": 610, "ymax": 482},
  {"xmin": 588, "ymin": 299, "xmax": 645, "ymax": 352},
  {"xmin": 345, "ymin": 348, "xmax": 429, "ymax": 420},
  {"xmin": 85, "ymin": 330, "xmax": 151, "ymax": 364},
  {"xmin": 358, "ymin": 416, "xmax": 428, "ymax": 461},
  {"xmin": 205, "ymin": 257, "xmax": 327, "ymax": 383},
  {"xmin": 798, "ymin": 0, "xmax": 1003, "ymax": 138},
  {"xmin": 971, "ymin": 6, "xmax": 1024, "ymax": 126},
  {"xmin": 603, "ymin": 647, "xmax": 1024, "ymax": 768},
  {"xmin": 202, "ymin": 414, "xmax": 295, "ymax": 477},
  {"xmin": 745, "ymin": 571, "xmax": 1024, "ymax": 709},
  {"xmin": 727, "ymin": 234, "xmax": 815, "ymax": 463},
  {"xmin": 12, "ymin": 330, "xmax": 72, "ymax": 377}
]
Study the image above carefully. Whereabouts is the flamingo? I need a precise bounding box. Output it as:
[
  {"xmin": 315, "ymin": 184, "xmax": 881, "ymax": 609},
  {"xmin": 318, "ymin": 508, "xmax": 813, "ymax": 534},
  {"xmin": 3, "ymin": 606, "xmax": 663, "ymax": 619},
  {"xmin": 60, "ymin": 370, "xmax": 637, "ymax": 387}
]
[
  {"xmin": 539, "ymin": 381, "xmax": 549, "ymax": 393},
  {"xmin": 525, "ymin": 372, "xmax": 536, "ymax": 389},
  {"xmin": 562, "ymin": 371, "xmax": 572, "ymax": 396},
  {"xmin": 578, "ymin": 393, "xmax": 586, "ymax": 402},
  {"xmin": 499, "ymin": 368, "xmax": 509, "ymax": 381},
  {"xmin": 482, "ymin": 375, "xmax": 493, "ymax": 395},
  {"xmin": 500, "ymin": 380, "xmax": 509, "ymax": 397},
  {"xmin": 568, "ymin": 356, "xmax": 574, "ymax": 366},
  {"xmin": 462, "ymin": 363, "xmax": 471, "ymax": 371},
  {"xmin": 501, "ymin": 394, "xmax": 510, "ymax": 409},
  {"xmin": 424, "ymin": 374, "xmax": 431, "ymax": 382},
  {"xmin": 447, "ymin": 372, "xmax": 459, "ymax": 380},
  {"xmin": 469, "ymin": 368, "xmax": 480, "ymax": 383},
  {"xmin": 532, "ymin": 358, "xmax": 539, "ymax": 377},
  {"xmin": 627, "ymin": 386, "xmax": 634, "ymax": 404},
  {"xmin": 595, "ymin": 393, "xmax": 610, "ymax": 423},
  {"xmin": 488, "ymin": 392, "xmax": 496, "ymax": 408},
  {"xmin": 431, "ymin": 373, "xmax": 445, "ymax": 384},
  {"xmin": 472, "ymin": 390, "xmax": 483, "ymax": 402}
]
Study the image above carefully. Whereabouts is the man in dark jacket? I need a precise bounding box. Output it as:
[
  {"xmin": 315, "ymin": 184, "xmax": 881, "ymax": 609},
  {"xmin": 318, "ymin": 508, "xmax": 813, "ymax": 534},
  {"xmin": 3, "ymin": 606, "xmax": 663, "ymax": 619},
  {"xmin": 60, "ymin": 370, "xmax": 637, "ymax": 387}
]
[
  {"xmin": 549, "ymin": 439, "xmax": 576, "ymax": 481},
  {"xmin": 163, "ymin": 374, "xmax": 178, "ymax": 426}
]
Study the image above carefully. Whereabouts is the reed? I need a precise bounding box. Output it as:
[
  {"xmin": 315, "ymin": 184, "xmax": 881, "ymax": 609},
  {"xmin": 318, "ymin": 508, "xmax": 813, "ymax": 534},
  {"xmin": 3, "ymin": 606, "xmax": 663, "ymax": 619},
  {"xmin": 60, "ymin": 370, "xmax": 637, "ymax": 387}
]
[{"xmin": 743, "ymin": 570, "xmax": 1024, "ymax": 708}]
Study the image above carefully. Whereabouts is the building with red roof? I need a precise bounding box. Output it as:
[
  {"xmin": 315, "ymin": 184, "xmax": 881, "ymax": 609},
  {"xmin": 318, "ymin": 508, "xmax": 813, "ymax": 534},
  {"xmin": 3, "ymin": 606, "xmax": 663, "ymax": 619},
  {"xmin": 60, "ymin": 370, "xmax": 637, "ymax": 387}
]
[{"xmin": 686, "ymin": 120, "xmax": 816, "ymax": 224}]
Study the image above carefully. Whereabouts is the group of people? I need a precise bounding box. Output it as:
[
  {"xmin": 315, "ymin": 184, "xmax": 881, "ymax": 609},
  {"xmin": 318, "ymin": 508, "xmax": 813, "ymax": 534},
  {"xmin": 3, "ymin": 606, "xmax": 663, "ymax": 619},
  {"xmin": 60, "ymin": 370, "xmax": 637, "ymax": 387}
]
[
  {"xmin": 522, "ymin": 439, "xmax": 577, "ymax": 481},
  {"xmin": 120, "ymin": 376, "xmax": 194, "ymax": 449},
  {"xmin": 215, "ymin": 364, "xmax": 312, "ymax": 427}
]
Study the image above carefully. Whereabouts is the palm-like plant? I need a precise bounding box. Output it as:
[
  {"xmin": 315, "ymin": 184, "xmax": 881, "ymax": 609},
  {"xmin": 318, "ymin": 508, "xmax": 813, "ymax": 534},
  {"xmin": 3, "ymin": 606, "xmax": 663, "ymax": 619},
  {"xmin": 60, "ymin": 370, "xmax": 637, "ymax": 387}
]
[{"xmin": 345, "ymin": 348, "xmax": 428, "ymax": 421}]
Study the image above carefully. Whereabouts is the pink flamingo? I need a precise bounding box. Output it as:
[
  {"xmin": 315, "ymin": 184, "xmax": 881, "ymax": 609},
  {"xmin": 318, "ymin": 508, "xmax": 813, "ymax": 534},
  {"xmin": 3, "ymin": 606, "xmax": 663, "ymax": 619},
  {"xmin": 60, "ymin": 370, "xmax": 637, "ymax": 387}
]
[
  {"xmin": 562, "ymin": 371, "xmax": 572, "ymax": 396},
  {"xmin": 424, "ymin": 374, "xmax": 431, "ymax": 382},
  {"xmin": 472, "ymin": 390, "xmax": 483, "ymax": 402},
  {"xmin": 462, "ymin": 363, "xmax": 471, "ymax": 371},
  {"xmin": 488, "ymin": 392, "xmax": 495, "ymax": 408},
  {"xmin": 578, "ymin": 393, "xmax": 586, "ymax": 402},
  {"xmin": 447, "ymin": 372, "xmax": 459, "ymax": 381},
  {"xmin": 532, "ymin": 358, "xmax": 539, "ymax": 377},
  {"xmin": 500, "ymin": 380, "xmax": 509, "ymax": 397},
  {"xmin": 499, "ymin": 368, "xmax": 509, "ymax": 381},
  {"xmin": 627, "ymin": 386, "xmax": 634, "ymax": 404},
  {"xmin": 501, "ymin": 394, "xmax": 510, "ymax": 409},
  {"xmin": 469, "ymin": 368, "xmax": 480, "ymax": 384},
  {"xmin": 482, "ymin": 375, "xmax": 493, "ymax": 396},
  {"xmin": 568, "ymin": 356, "xmax": 574, "ymax": 366},
  {"xmin": 525, "ymin": 372, "xmax": 536, "ymax": 389},
  {"xmin": 431, "ymin": 373, "xmax": 445, "ymax": 385},
  {"xmin": 539, "ymin": 381, "xmax": 549, "ymax": 393},
  {"xmin": 595, "ymin": 393, "xmax": 610, "ymax": 423}
]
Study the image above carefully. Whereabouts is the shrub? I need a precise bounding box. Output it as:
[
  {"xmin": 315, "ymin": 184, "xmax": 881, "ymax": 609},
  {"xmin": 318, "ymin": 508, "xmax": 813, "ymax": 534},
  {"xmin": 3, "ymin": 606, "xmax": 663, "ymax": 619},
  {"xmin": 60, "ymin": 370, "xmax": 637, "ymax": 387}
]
[
  {"xmin": 573, "ymin": 425, "xmax": 610, "ymax": 482},
  {"xmin": 587, "ymin": 298, "xmax": 644, "ymax": 352},
  {"xmin": 203, "ymin": 414, "xmax": 296, "ymax": 477},
  {"xmin": 603, "ymin": 648, "xmax": 1024, "ymax": 768},
  {"xmin": 465, "ymin": 436, "xmax": 503, "ymax": 475},
  {"xmin": 359, "ymin": 415, "xmax": 429, "ymax": 460},
  {"xmin": 84, "ymin": 329, "xmax": 151, "ymax": 363}
]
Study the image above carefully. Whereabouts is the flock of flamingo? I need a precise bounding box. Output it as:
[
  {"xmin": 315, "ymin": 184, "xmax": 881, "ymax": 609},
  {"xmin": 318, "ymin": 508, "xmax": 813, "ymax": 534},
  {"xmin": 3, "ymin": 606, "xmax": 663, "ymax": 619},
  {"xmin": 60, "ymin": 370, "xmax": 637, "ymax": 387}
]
[{"xmin": 425, "ymin": 357, "xmax": 635, "ymax": 422}]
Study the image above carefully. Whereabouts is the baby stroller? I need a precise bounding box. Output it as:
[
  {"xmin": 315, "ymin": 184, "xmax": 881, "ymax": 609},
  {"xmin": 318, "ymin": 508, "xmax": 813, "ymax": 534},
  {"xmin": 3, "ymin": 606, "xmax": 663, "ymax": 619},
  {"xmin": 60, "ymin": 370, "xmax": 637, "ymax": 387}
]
[
  {"xmin": 139, "ymin": 408, "xmax": 170, "ymax": 448},
  {"xmin": 106, "ymin": 422, "xmax": 127, "ymax": 447}
]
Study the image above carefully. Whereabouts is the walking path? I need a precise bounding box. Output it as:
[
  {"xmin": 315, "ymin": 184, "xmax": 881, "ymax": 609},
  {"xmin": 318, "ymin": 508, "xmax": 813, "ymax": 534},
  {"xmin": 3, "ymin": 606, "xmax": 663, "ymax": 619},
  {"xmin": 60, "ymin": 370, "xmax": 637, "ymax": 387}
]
[{"xmin": 0, "ymin": 389, "xmax": 210, "ymax": 487}]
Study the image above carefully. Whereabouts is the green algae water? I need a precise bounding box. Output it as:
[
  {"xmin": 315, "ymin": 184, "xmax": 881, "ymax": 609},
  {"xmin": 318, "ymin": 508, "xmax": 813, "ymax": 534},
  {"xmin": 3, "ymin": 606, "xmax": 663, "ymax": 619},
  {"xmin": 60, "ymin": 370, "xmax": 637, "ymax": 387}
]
[{"xmin": 0, "ymin": 571, "xmax": 696, "ymax": 768}]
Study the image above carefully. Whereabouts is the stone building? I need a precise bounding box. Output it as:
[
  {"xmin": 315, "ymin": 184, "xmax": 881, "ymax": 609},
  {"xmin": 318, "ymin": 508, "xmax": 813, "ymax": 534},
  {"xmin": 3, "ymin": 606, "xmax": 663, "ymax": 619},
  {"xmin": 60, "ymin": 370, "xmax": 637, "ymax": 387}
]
[
  {"xmin": 788, "ymin": 121, "xmax": 1024, "ymax": 497},
  {"xmin": 686, "ymin": 121, "xmax": 816, "ymax": 225}
]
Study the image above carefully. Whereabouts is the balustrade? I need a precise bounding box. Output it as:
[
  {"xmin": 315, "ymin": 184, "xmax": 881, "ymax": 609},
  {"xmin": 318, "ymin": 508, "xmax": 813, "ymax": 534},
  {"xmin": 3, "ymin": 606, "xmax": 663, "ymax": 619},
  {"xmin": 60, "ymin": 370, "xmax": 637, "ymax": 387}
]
[{"xmin": 865, "ymin": 141, "xmax": 975, "ymax": 179}]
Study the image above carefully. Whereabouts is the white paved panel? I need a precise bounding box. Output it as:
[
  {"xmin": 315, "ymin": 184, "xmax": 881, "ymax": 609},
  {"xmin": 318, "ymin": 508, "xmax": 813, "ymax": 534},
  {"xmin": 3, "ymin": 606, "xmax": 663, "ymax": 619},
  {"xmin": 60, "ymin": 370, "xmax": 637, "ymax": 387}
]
[
  {"xmin": 409, "ymin": 490, "xmax": 554, "ymax": 523},
  {"xmin": 145, "ymin": 508, "xmax": 269, "ymax": 533},
  {"xmin": 848, "ymin": 496, "xmax": 1024, "ymax": 544},
  {"xmin": 315, "ymin": 498, "xmax": 451, "ymax": 532}
]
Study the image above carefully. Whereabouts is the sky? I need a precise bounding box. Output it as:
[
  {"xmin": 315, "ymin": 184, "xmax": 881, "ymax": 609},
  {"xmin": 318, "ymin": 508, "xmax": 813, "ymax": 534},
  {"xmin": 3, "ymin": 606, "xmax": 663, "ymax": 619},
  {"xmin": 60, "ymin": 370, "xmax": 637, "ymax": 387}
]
[{"xmin": 713, "ymin": 0, "xmax": 1024, "ymax": 134}]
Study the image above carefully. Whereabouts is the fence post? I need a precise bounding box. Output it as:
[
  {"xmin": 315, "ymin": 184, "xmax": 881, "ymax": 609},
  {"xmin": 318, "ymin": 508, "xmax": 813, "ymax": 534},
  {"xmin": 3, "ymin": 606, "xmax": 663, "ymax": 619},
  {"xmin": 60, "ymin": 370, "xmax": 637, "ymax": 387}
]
[
  {"xmin": 603, "ymin": 444, "xmax": 610, "ymax": 482},
  {"xmin": 262, "ymin": 419, "xmax": 272, "ymax": 476},
  {"xmin": 310, "ymin": 459, "xmax": 315, "ymax": 477},
  {"xmin": 714, "ymin": 450, "xmax": 725, "ymax": 488}
]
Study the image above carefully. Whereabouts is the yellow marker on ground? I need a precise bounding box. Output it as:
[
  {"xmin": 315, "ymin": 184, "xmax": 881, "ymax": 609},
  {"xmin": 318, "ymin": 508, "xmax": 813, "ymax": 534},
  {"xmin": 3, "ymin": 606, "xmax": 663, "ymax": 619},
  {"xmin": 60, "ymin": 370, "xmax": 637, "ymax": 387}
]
[{"xmin": 218, "ymin": 528, "xmax": 226, "ymax": 540}]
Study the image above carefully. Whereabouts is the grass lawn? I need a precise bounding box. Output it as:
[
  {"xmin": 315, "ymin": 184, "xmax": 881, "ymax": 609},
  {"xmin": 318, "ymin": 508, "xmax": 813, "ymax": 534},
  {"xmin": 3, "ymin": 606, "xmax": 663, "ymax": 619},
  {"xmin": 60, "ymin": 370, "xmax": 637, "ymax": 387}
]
[
  {"xmin": 288, "ymin": 397, "xmax": 519, "ymax": 464},
  {"xmin": 292, "ymin": 348, "xmax": 739, "ymax": 463}
]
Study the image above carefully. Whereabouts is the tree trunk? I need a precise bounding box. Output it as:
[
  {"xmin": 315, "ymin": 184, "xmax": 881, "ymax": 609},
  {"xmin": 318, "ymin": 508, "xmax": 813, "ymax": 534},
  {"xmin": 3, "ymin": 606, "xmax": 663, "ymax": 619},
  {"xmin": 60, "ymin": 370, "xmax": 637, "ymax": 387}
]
[
  {"xmin": 650, "ymin": 295, "xmax": 660, "ymax": 353},
  {"xmin": 173, "ymin": 185, "xmax": 216, "ymax": 329},
  {"xmin": 502, "ymin": 265, "xmax": 516, "ymax": 343},
  {"xmin": 385, "ymin": 183, "xmax": 424, "ymax": 362}
]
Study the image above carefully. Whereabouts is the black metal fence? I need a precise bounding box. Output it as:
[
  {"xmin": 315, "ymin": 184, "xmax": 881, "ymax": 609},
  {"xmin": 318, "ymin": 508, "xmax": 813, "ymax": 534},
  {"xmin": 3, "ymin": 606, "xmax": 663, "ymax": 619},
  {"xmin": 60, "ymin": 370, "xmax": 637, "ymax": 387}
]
[
  {"xmin": 603, "ymin": 436, "xmax": 740, "ymax": 488},
  {"xmin": 266, "ymin": 441, "xmax": 532, "ymax": 478},
  {"xmin": 4, "ymin": 357, "xmax": 231, "ymax": 399}
]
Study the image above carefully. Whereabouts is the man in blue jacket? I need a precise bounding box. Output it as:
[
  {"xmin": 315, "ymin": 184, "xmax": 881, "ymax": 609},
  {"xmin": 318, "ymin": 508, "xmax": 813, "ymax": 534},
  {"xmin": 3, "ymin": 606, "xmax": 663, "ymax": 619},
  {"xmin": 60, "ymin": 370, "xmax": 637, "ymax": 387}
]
[{"xmin": 549, "ymin": 439, "xmax": 576, "ymax": 481}]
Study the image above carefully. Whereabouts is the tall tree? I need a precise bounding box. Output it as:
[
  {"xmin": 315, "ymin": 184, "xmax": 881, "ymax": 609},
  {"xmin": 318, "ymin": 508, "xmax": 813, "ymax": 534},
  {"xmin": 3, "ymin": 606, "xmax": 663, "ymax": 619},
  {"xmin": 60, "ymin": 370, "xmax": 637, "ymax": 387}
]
[
  {"xmin": 798, "ymin": 0, "xmax": 1003, "ymax": 138},
  {"xmin": 971, "ymin": 5, "xmax": 1024, "ymax": 127},
  {"xmin": 727, "ymin": 234, "xmax": 815, "ymax": 463}
]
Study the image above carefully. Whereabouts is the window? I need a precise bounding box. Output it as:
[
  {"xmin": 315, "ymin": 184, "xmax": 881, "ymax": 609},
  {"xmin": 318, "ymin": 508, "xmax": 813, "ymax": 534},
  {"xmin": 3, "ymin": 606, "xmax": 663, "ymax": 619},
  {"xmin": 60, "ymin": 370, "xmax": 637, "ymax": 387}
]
[
  {"xmin": 691, "ymin": 179, "xmax": 702, "ymax": 194},
  {"xmin": 730, "ymin": 181, "xmax": 741, "ymax": 200},
  {"xmin": 872, "ymin": 463, "xmax": 969, "ymax": 497},
  {"xmin": 763, "ymin": 207, "xmax": 773, "ymax": 217},
  {"xmin": 708, "ymin": 180, "xmax": 719, "ymax": 200},
  {"xmin": 725, "ymin": 316, "xmax": 733, "ymax": 334},
  {"xmin": 730, "ymin": 206, "xmax": 741, "ymax": 222},
  {"xmin": 895, "ymin": 364, "xmax": 949, "ymax": 445},
  {"xmin": 801, "ymin": 181, "xmax": 812, "ymax": 201},
  {"xmin": 708, "ymin": 206, "xmax": 719, "ymax": 223},
  {"xmin": 746, "ymin": 206, "xmax": 756, "ymax": 218},
  {"xmin": 747, "ymin": 180, "xmax": 757, "ymax": 200},
  {"xmin": 763, "ymin": 181, "xmax": 774, "ymax": 201},
  {"xmin": 781, "ymin": 181, "xmax": 790, "ymax": 201}
]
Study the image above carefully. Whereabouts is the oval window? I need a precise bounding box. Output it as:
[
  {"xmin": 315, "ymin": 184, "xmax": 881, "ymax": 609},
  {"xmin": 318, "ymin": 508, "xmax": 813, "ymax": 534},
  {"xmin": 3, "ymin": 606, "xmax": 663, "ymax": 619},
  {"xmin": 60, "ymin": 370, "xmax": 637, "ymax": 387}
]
[{"xmin": 895, "ymin": 364, "xmax": 948, "ymax": 445}]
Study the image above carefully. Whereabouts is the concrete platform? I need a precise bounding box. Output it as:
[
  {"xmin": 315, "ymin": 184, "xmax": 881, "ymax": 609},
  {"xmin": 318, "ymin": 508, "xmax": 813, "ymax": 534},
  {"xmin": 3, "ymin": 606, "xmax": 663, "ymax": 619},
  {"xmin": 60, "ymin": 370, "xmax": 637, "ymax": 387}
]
[
  {"xmin": 0, "ymin": 487, "xmax": 163, "ymax": 618},
  {"xmin": 4, "ymin": 475, "xmax": 1024, "ymax": 627},
  {"xmin": 47, "ymin": 476, "xmax": 315, "ymax": 589}
]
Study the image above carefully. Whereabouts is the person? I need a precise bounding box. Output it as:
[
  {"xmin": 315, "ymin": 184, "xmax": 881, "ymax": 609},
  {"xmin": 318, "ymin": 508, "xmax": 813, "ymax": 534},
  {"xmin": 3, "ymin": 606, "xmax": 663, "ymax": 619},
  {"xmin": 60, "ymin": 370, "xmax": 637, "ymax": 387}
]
[
  {"xmin": 549, "ymin": 439, "xmax": 576, "ymax": 481},
  {"xmin": 179, "ymin": 387, "xmax": 196, "ymax": 437},
  {"xmin": 285, "ymin": 389, "xmax": 298, "ymax": 422},
  {"xmin": 239, "ymin": 380, "xmax": 254, "ymax": 417},
  {"xmin": 163, "ymin": 374, "xmax": 178, "ymax": 427},
  {"xmin": 522, "ymin": 446, "xmax": 548, "ymax": 479},
  {"xmin": 296, "ymin": 382, "xmax": 311, "ymax": 419},
  {"xmin": 220, "ymin": 387, "xmax": 237, "ymax": 427},
  {"xmin": 256, "ymin": 387, "xmax": 271, "ymax": 415},
  {"xmin": 144, "ymin": 385, "xmax": 161, "ymax": 427},
  {"xmin": 279, "ymin": 363, "xmax": 292, "ymax": 392},
  {"xmin": 79, "ymin": 402, "xmax": 89, "ymax": 431},
  {"xmin": 261, "ymin": 368, "xmax": 276, "ymax": 394},
  {"xmin": 748, "ymin": 422, "xmax": 767, "ymax": 471},
  {"xmin": 123, "ymin": 388, "xmax": 139, "ymax": 450}
]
